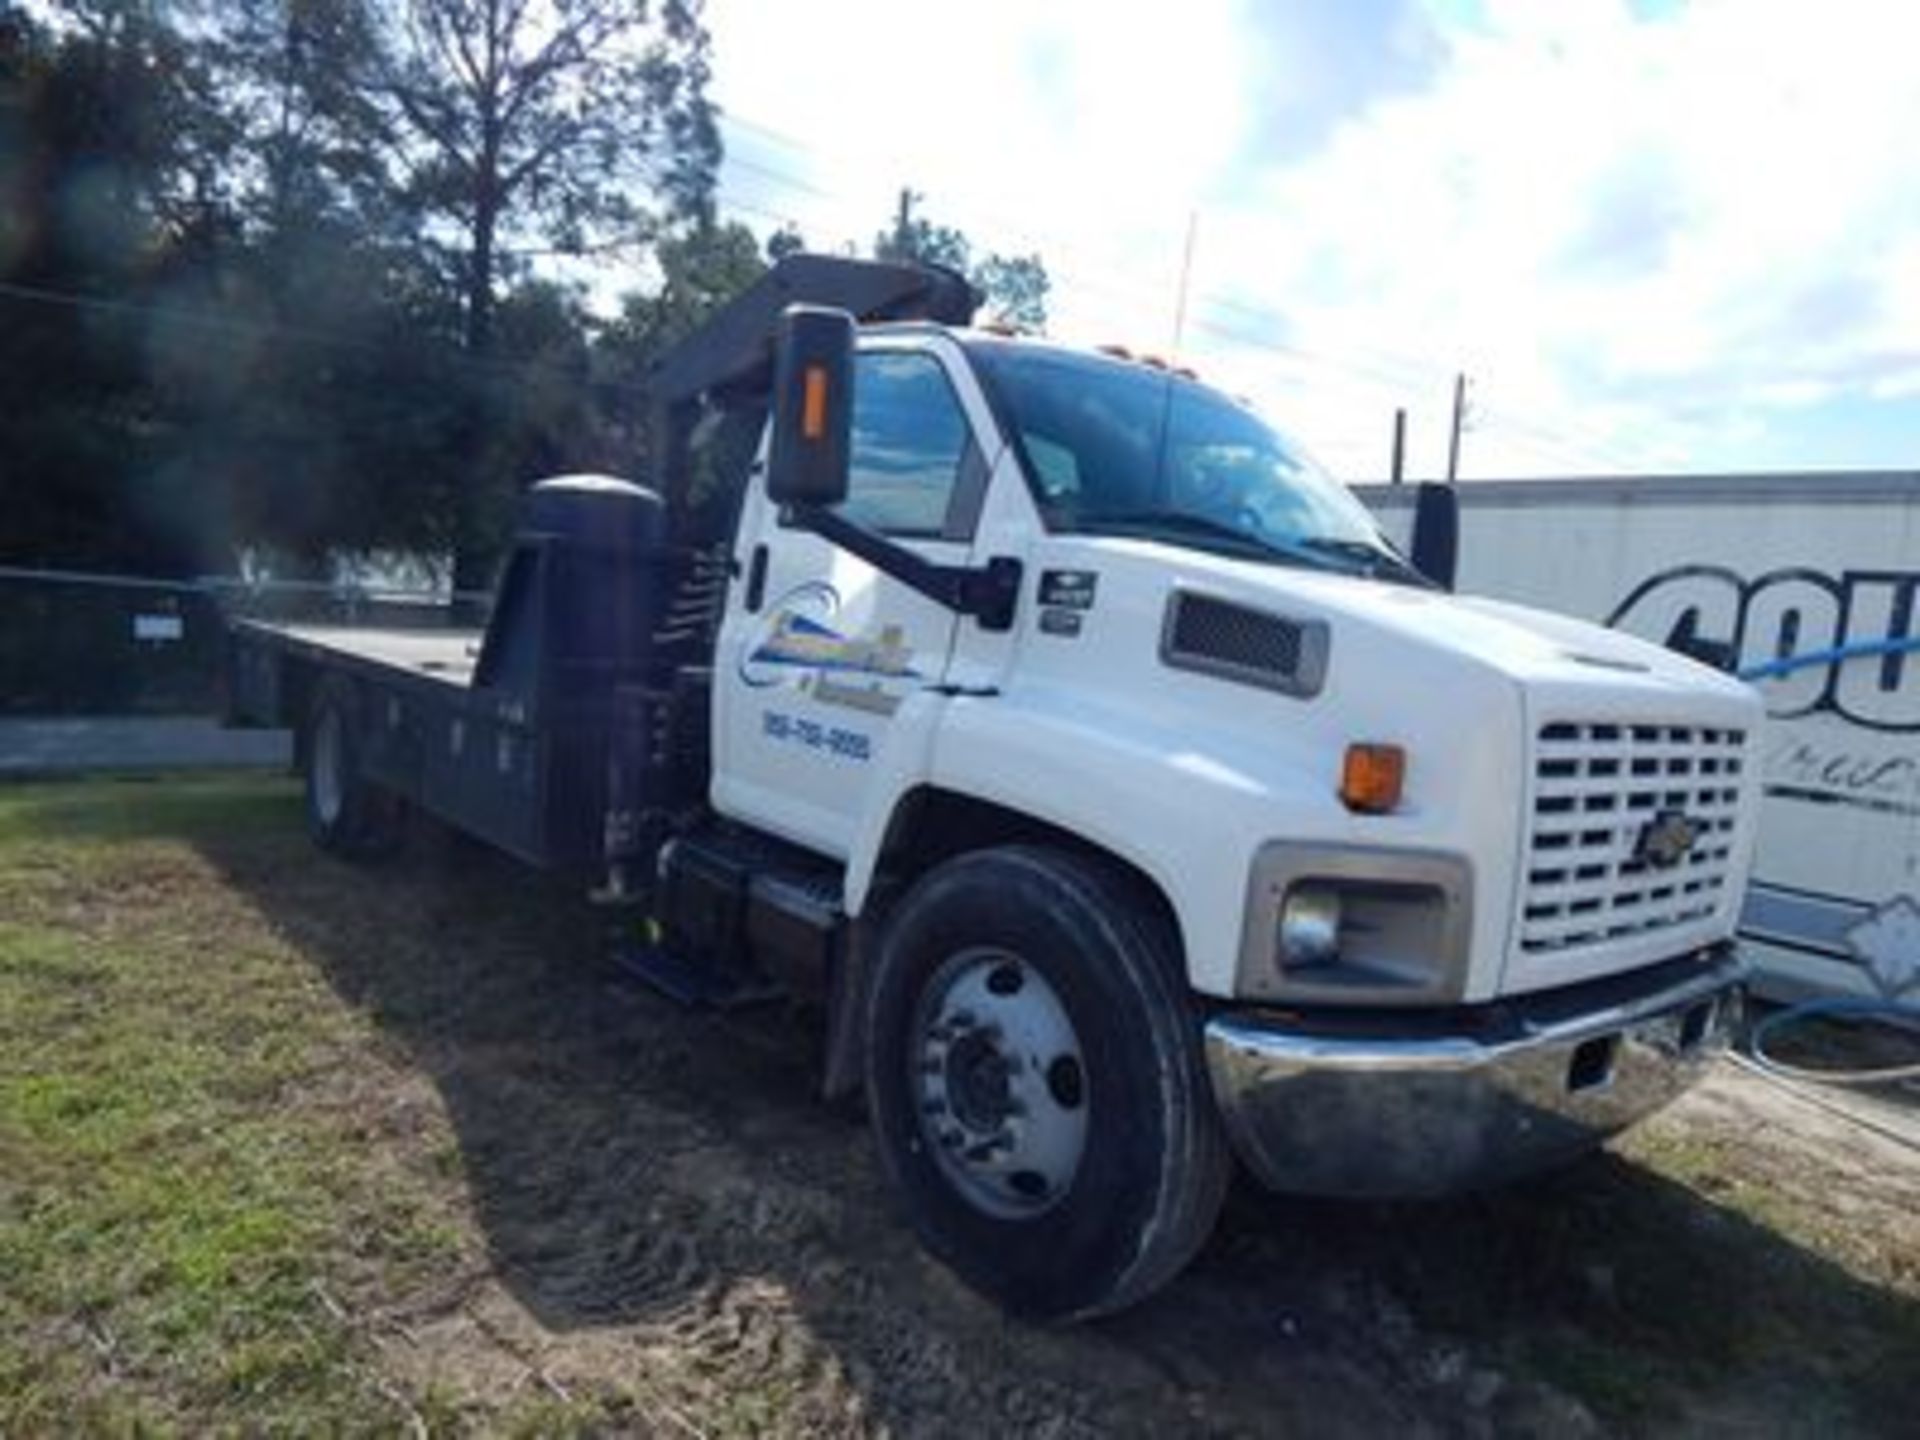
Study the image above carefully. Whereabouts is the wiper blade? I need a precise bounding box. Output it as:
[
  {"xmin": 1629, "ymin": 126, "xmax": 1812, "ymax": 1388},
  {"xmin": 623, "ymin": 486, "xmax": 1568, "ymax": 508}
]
[
  {"xmin": 1076, "ymin": 511, "xmax": 1345, "ymax": 572},
  {"xmin": 1297, "ymin": 536, "xmax": 1435, "ymax": 588}
]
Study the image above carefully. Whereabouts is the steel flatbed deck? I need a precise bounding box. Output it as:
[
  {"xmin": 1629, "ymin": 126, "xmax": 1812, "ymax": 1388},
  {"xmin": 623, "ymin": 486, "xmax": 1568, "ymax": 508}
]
[
  {"xmin": 226, "ymin": 609, "xmax": 656, "ymax": 872},
  {"xmin": 231, "ymin": 619, "xmax": 483, "ymax": 690}
]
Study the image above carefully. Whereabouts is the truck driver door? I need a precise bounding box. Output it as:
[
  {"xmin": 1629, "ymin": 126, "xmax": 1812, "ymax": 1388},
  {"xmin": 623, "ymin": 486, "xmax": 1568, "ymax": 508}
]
[{"xmin": 713, "ymin": 340, "xmax": 992, "ymax": 858}]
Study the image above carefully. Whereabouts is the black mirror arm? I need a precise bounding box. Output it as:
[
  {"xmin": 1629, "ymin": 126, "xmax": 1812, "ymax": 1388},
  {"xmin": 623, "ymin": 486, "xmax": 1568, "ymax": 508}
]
[
  {"xmin": 783, "ymin": 505, "xmax": 1022, "ymax": 632},
  {"xmin": 1410, "ymin": 481, "xmax": 1460, "ymax": 592}
]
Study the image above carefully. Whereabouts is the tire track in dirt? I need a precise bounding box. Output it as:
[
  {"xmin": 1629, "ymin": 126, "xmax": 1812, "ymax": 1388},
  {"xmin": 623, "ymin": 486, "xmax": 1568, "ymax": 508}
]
[
  {"xmin": 223, "ymin": 832, "xmax": 1484, "ymax": 1435},
  {"xmin": 191, "ymin": 821, "xmax": 1920, "ymax": 1437}
]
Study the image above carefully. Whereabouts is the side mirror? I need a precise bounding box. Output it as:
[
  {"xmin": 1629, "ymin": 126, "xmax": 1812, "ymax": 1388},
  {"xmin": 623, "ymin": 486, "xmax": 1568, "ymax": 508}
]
[
  {"xmin": 767, "ymin": 304, "xmax": 854, "ymax": 508},
  {"xmin": 1410, "ymin": 481, "xmax": 1459, "ymax": 591}
]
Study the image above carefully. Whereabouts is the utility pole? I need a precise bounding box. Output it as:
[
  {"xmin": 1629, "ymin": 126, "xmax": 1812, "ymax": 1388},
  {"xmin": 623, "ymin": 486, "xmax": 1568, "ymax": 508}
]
[
  {"xmin": 1446, "ymin": 372, "xmax": 1468, "ymax": 483},
  {"xmin": 1390, "ymin": 407, "xmax": 1407, "ymax": 485},
  {"xmin": 891, "ymin": 188, "xmax": 919, "ymax": 260},
  {"xmin": 1170, "ymin": 210, "xmax": 1198, "ymax": 355}
]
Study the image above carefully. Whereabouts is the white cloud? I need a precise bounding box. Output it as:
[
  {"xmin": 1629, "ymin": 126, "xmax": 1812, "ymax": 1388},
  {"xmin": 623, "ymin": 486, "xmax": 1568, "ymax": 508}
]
[
  {"xmin": 700, "ymin": 0, "xmax": 1920, "ymax": 480},
  {"xmin": 705, "ymin": 1, "xmax": 1261, "ymax": 346},
  {"xmin": 1193, "ymin": 0, "xmax": 1920, "ymax": 475}
]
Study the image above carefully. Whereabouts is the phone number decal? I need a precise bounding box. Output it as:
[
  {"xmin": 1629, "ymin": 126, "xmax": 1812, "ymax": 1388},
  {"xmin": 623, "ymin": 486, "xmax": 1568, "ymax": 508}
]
[{"xmin": 762, "ymin": 709, "xmax": 872, "ymax": 762}]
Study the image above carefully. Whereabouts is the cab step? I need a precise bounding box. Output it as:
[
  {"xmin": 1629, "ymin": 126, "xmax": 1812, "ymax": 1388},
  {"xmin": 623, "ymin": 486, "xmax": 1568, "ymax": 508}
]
[
  {"xmin": 637, "ymin": 826, "xmax": 847, "ymax": 1007},
  {"xmin": 610, "ymin": 934, "xmax": 786, "ymax": 1008}
]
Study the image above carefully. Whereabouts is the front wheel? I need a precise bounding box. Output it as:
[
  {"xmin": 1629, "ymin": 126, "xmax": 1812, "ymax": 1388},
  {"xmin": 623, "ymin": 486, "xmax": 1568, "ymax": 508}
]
[{"xmin": 864, "ymin": 846, "xmax": 1230, "ymax": 1321}]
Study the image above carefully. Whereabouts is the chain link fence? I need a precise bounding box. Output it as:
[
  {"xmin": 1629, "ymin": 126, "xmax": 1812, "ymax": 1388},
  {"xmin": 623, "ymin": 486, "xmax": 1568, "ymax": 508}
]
[{"xmin": 0, "ymin": 565, "xmax": 488, "ymax": 717}]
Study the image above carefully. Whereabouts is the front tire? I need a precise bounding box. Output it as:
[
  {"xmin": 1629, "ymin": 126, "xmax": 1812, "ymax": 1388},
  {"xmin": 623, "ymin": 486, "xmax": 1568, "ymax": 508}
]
[{"xmin": 864, "ymin": 846, "xmax": 1230, "ymax": 1320}]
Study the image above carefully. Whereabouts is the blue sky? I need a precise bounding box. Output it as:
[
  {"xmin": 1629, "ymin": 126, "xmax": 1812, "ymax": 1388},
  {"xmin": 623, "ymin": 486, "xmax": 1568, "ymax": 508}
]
[{"xmin": 702, "ymin": 0, "xmax": 1918, "ymax": 482}]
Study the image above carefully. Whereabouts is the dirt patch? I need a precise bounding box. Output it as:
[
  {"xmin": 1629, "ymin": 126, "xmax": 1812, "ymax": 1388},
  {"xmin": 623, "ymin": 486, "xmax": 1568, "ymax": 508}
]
[{"xmin": 4, "ymin": 776, "xmax": 1918, "ymax": 1436}]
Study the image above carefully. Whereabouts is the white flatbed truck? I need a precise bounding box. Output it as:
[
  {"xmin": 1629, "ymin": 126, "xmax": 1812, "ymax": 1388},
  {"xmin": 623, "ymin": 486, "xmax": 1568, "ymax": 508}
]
[{"xmin": 227, "ymin": 255, "xmax": 1762, "ymax": 1319}]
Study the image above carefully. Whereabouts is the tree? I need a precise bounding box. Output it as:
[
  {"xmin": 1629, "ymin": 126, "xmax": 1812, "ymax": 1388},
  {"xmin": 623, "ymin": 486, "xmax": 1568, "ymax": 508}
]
[
  {"xmin": 973, "ymin": 251, "xmax": 1049, "ymax": 330},
  {"xmin": 327, "ymin": 0, "xmax": 723, "ymax": 584},
  {"xmin": 874, "ymin": 186, "xmax": 971, "ymax": 273},
  {"xmin": 592, "ymin": 218, "xmax": 764, "ymax": 473},
  {"xmin": 871, "ymin": 187, "xmax": 1051, "ymax": 331},
  {"xmin": 606, "ymin": 218, "xmax": 765, "ymax": 358},
  {"xmin": 763, "ymin": 221, "xmax": 805, "ymax": 264},
  {"xmin": 353, "ymin": 0, "xmax": 719, "ymax": 350},
  {"xmin": 187, "ymin": 234, "xmax": 477, "ymax": 576},
  {"xmin": 217, "ymin": 0, "xmax": 396, "ymax": 243},
  {"xmin": 483, "ymin": 276, "xmax": 597, "ymax": 489},
  {"xmin": 1, "ymin": 1, "xmax": 725, "ymax": 588},
  {"xmin": 0, "ymin": 3, "xmax": 235, "ymax": 575}
]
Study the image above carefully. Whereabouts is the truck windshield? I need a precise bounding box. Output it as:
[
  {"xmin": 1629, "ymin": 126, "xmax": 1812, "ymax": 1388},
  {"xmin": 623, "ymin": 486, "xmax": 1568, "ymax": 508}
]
[{"xmin": 969, "ymin": 341, "xmax": 1419, "ymax": 582}]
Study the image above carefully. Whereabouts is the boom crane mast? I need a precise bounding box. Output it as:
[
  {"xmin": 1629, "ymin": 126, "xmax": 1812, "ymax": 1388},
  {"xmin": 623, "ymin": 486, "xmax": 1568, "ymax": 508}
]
[{"xmin": 644, "ymin": 254, "xmax": 977, "ymax": 535}]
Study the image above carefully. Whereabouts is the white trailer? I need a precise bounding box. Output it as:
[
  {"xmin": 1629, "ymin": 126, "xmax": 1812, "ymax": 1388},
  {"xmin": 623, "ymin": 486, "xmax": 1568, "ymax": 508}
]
[{"xmin": 1365, "ymin": 474, "xmax": 1920, "ymax": 1005}]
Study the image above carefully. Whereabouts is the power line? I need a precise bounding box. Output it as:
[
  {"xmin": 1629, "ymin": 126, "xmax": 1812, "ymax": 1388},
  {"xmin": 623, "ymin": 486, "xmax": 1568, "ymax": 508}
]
[
  {"xmin": 724, "ymin": 150, "xmax": 846, "ymax": 207},
  {"xmin": 1473, "ymin": 397, "xmax": 1663, "ymax": 473},
  {"xmin": 720, "ymin": 112, "xmax": 1439, "ymax": 373},
  {"xmin": 0, "ymin": 153, "xmax": 1634, "ymax": 473},
  {"xmin": 5, "ymin": 252, "xmax": 1632, "ymax": 477},
  {"xmin": 720, "ymin": 116, "xmax": 1580, "ymax": 414},
  {"xmin": 714, "ymin": 107, "xmax": 1648, "ymax": 473},
  {"xmin": 717, "ymin": 145, "xmax": 1449, "ymax": 394},
  {"xmin": 720, "ymin": 114, "xmax": 1203, "ymax": 302},
  {"xmin": 1471, "ymin": 416, "xmax": 1628, "ymax": 475},
  {"xmin": 0, "ymin": 279, "xmax": 617, "ymax": 390}
]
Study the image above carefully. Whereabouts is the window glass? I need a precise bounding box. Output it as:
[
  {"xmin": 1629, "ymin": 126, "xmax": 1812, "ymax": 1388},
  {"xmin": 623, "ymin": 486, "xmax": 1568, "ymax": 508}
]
[
  {"xmin": 1023, "ymin": 434, "xmax": 1081, "ymax": 505},
  {"xmin": 969, "ymin": 342, "xmax": 1386, "ymax": 554},
  {"xmin": 840, "ymin": 351, "xmax": 971, "ymax": 536}
]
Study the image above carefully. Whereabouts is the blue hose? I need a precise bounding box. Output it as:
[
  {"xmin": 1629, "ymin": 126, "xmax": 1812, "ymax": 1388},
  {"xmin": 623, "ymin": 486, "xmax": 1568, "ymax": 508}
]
[
  {"xmin": 1737, "ymin": 635, "xmax": 1920, "ymax": 682},
  {"xmin": 1687, "ymin": 639, "xmax": 1920, "ymax": 1083}
]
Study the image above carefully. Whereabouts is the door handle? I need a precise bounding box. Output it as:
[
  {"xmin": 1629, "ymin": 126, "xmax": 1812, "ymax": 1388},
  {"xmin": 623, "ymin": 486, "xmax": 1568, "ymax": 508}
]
[{"xmin": 744, "ymin": 544, "xmax": 770, "ymax": 613}]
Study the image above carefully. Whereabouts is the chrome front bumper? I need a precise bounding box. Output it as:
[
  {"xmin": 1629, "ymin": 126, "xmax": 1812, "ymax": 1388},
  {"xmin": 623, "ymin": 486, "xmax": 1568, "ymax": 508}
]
[{"xmin": 1204, "ymin": 945, "xmax": 1745, "ymax": 1197}]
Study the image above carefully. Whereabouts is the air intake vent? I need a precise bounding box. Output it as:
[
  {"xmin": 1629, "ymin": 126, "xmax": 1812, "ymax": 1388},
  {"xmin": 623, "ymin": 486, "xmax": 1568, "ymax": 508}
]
[{"xmin": 1160, "ymin": 591, "xmax": 1328, "ymax": 697}]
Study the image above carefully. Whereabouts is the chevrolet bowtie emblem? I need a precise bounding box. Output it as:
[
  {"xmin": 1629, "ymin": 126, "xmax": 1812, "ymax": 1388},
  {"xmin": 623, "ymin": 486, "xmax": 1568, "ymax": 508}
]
[{"xmin": 1636, "ymin": 810, "xmax": 1701, "ymax": 869}]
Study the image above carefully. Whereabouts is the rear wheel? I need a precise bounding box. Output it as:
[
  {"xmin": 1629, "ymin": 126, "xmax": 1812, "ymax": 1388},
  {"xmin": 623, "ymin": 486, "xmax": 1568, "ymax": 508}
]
[
  {"xmin": 304, "ymin": 679, "xmax": 404, "ymax": 859},
  {"xmin": 864, "ymin": 845, "xmax": 1230, "ymax": 1320}
]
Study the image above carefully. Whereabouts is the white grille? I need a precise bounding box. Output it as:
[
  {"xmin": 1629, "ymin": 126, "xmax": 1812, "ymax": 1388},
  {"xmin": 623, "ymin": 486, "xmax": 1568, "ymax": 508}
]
[{"xmin": 1520, "ymin": 721, "xmax": 1747, "ymax": 955}]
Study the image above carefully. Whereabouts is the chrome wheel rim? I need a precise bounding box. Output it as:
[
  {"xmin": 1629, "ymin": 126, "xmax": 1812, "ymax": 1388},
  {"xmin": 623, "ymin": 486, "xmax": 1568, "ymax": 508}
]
[
  {"xmin": 312, "ymin": 708, "xmax": 344, "ymax": 828},
  {"xmin": 910, "ymin": 948, "xmax": 1089, "ymax": 1219}
]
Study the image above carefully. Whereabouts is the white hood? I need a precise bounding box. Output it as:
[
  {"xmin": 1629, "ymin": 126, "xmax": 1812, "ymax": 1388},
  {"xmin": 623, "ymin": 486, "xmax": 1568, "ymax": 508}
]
[{"xmin": 1099, "ymin": 538, "xmax": 1756, "ymax": 705}]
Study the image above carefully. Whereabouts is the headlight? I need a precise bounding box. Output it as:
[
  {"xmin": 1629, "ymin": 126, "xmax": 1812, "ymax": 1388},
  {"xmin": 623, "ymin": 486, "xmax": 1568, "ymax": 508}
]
[
  {"xmin": 1278, "ymin": 886, "xmax": 1343, "ymax": 968},
  {"xmin": 1239, "ymin": 843, "xmax": 1474, "ymax": 1005}
]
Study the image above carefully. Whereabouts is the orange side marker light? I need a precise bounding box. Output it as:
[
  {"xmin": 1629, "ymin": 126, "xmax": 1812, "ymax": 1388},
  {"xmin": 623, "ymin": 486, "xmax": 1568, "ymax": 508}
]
[{"xmin": 1341, "ymin": 743, "xmax": 1406, "ymax": 814}]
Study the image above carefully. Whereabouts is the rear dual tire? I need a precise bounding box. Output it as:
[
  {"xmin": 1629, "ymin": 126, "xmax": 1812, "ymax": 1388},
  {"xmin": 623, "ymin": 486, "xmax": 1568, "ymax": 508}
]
[
  {"xmin": 304, "ymin": 678, "xmax": 405, "ymax": 860},
  {"xmin": 864, "ymin": 846, "xmax": 1230, "ymax": 1321}
]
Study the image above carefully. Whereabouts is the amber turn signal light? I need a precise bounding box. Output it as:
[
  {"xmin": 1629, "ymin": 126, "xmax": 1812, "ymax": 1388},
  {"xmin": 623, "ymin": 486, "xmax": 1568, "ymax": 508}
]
[
  {"xmin": 1341, "ymin": 743, "xmax": 1406, "ymax": 814},
  {"xmin": 801, "ymin": 364, "xmax": 829, "ymax": 440}
]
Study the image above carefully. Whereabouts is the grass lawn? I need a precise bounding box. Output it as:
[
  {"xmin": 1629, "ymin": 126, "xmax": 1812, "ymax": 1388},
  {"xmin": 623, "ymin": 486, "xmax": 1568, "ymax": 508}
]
[
  {"xmin": 0, "ymin": 776, "xmax": 563, "ymax": 1433},
  {"xmin": 1, "ymin": 773, "xmax": 1917, "ymax": 1436}
]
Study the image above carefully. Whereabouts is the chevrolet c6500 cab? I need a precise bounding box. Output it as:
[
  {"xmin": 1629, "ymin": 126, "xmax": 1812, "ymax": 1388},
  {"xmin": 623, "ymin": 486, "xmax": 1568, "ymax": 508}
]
[{"xmin": 228, "ymin": 257, "xmax": 1761, "ymax": 1320}]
